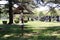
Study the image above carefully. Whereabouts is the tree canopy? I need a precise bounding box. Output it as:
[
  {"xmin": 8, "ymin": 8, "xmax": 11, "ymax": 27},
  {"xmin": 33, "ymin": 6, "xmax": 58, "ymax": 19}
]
[{"xmin": 43, "ymin": 0, "xmax": 60, "ymax": 4}]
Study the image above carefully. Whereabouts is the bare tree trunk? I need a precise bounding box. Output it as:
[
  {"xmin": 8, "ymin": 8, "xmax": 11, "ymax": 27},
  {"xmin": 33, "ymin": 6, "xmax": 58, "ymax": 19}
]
[
  {"xmin": 56, "ymin": 16, "xmax": 59, "ymax": 22},
  {"xmin": 20, "ymin": 9, "xmax": 24, "ymax": 36},
  {"xmin": 8, "ymin": 0, "xmax": 13, "ymax": 24},
  {"xmin": 49, "ymin": 16, "xmax": 51, "ymax": 22}
]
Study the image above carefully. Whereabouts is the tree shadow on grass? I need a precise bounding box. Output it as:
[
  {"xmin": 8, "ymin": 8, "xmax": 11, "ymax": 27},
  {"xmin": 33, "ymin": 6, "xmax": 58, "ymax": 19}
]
[
  {"xmin": 36, "ymin": 26, "xmax": 60, "ymax": 40},
  {"xmin": 41, "ymin": 26, "xmax": 60, "ymax": 34},
  {"xmin": 0, "ymin": 24, "xmax": 60, "ymax": 40},
  {"xmin": 37, "ymin": 36, "xmax": 60, "ymax": 40},
  {"xmin": 0, "ymin": 24, "xmax": 33, "ymax": 40}
]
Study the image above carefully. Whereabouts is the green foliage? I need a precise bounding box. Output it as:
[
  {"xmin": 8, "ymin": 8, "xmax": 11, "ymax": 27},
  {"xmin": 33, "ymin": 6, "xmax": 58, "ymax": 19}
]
[
  {"xmin": 49, "ymin": 7, "xmax": 57, "ymax": 16},
  {"xmin": 14, "ymin": 17, "xmax": 19, "ymax": 23},
  {"xmin": 2, "ymin": 21, "xmax": 7, "ymax": 24},
  {"xmin": 43, "ymin": 0, "xmax": 60, "ymax": 4},
  {"xmin": 39, "ymin": 11, "xmax": 44, "ymax": 17},
  {"xmin": 19, "ymin": 0, "xmax": 32, "ymax": 2},
  {"xmin": 14, "ymin": 20, "xmax": 19, "ymax": 23}
]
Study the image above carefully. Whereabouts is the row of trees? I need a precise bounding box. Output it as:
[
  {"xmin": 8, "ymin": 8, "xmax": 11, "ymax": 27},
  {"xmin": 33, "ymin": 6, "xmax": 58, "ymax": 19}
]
[
  {"xmin": 0, "ymin": 0, "xmax": 60, "ymax": 24},
  {"xmin": 33, "ymin": 6, "xmax": 60, "ymax": 22}
]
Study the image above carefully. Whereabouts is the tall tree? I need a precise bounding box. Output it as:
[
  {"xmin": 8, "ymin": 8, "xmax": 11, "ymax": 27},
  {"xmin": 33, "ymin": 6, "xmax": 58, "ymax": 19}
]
[
  {"xmin": 8, "ymin": 0, "xmax": 13, "ymax": 24},
  {"xmin": 8, "ymin": 0, "xmax": 20, "ymax": 24},
  {"xmin": 46, "ymin": 7, "xmax": 58, "ymax": 22}
]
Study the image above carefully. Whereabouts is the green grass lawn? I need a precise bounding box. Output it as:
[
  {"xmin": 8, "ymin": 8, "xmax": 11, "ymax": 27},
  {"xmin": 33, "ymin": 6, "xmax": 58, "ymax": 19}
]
[{"xmin": 0, "ymin": 21, "xmax": 60, "ymax": 40}]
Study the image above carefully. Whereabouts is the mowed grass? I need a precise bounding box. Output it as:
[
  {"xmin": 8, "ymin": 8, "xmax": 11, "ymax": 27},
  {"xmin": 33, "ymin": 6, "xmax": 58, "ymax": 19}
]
[
  {"xmin": 0, "ymin": 21, "xmax": 60, "ymax": 40},
  {"xmin": 26, "ymin": 21, "xmax": 60, "ymax": 27}
]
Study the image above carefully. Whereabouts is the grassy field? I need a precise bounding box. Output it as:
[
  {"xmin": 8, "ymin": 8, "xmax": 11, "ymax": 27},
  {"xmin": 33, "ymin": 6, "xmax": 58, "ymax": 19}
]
[{"xmin": 0, "ymin": 21, "xmax": 60, "ymax": 40}]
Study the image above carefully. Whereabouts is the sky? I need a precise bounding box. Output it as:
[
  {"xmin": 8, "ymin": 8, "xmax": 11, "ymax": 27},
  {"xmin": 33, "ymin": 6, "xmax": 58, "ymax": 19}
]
[{"xmin": 0, "ymin": 1, "xmax": 8, "ymax": 4}]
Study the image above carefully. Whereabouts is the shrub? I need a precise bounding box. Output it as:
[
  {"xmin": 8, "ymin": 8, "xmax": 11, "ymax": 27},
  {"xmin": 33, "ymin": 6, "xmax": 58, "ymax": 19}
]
[
  {"xmin": 14, "ymin": 20, "xmax": 19, "ymax": 23},
  {"xmin": 2, "ymin": 21, "xmax": 7, "ymax": 24}
]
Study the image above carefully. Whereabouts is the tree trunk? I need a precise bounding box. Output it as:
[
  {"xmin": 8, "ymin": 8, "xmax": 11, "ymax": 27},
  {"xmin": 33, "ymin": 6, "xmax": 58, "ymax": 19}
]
[
  {"xmin": 56, "ymin": 16, "xmax": 59, "ymax": 22},
  {"xmin": 20, "ymin": 9, "xmax": 24, "ymax": 36},
  {"xmin": 49, "ymin": 16, "xmax": 51, "ymax": 22},
  {"xmin": 8, "ymin": 0, "xmax": 13, "ymax": 24},
  {"xmin": 27, "ymin": 17, "xmax": 29, "ymax": 21}
]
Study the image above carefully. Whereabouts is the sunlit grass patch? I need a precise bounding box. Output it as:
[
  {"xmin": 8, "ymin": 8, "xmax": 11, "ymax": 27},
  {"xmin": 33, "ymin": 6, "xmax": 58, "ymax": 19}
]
[{"xmin": 25, "ymin": 21, "xmax": 60, "ymax": 28}]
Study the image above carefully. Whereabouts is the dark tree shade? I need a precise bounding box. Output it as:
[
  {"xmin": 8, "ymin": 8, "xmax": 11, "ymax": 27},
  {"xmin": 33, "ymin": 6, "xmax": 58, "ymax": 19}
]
[
  {"xmin": 41, "ymin": 0, "xmax": 44, "ymax": 3},
  {"xmin": 8, "ymin": 0, "xmax": 13, "ymax": 24},
  {"xmin": 56, "ymin": 16, "xmax": 59, "ymax": 22},
  {"xmin": 49, "ymin": 16, "xmax": 51, "ymax": 22}
]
